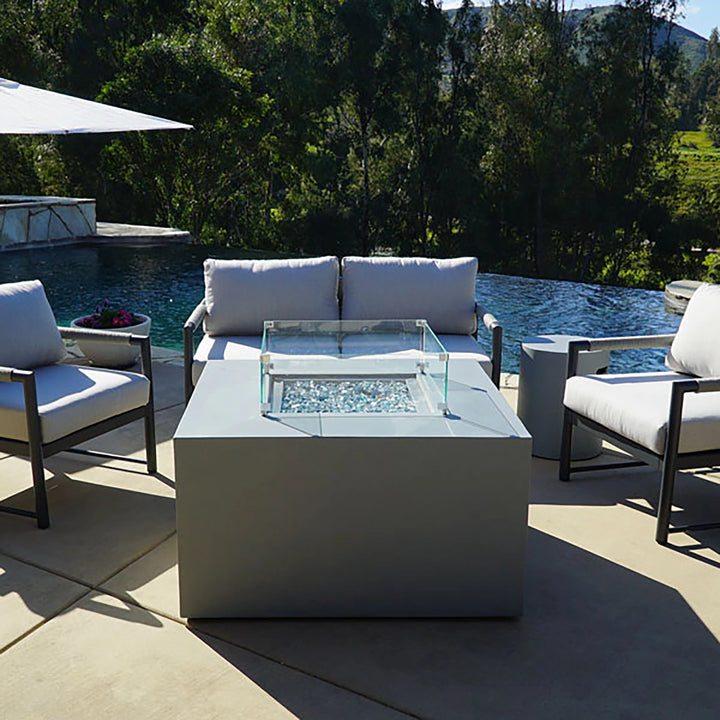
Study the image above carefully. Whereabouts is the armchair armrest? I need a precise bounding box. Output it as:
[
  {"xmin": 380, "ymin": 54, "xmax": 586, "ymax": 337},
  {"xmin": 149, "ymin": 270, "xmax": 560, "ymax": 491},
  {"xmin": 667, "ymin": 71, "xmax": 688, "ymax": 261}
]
[
  {"xmin": 475, "ymin": 302, "xmax": 502, "ymax": 388},
  {"xmin": 567, "ymin": 334, "xmax": 676, "ymax": 378},
  {"xmin": 692, "ymin": 376, "xmax": 720, "ymax": 393},
  {"xmin": 0, "ymin": 366, "xmax": 33, "ymax": 384},
  {"xmin": 58, "ymin": 327, "xmax": 153, "ymax": 385},
  {"xmin": 60, "ymin": 326, "xmax": 139, "ymax": 346},
  {"xmin": 184, "ymin": 300, "xmax": 207, "ymax": 404},
  {"xmin": 0, "ymin": 366, "xmax": 42, "ymax": 456}
]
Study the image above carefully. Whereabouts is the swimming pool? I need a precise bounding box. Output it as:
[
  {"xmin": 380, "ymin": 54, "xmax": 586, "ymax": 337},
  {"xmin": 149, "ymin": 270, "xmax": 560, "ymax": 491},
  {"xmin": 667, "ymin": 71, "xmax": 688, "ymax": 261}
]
[{"xmin": 0, "ymin": 244, "xmax": 682, "ymax": 373}]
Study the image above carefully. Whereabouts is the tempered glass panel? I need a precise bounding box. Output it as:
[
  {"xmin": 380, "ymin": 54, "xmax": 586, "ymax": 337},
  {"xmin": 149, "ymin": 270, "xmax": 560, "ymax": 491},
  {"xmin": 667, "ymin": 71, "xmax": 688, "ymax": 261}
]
[{"xmin": 260, "ymin": 319, "xmax": 448, "ymax": 416}]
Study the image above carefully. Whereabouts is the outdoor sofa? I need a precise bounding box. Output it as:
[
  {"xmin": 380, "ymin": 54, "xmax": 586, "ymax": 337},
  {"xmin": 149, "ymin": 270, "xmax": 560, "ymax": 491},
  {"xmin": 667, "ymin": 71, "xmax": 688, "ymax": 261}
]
[{"xmin": 183, "ymin": 255, "xmax": 502, "ymax": 403}]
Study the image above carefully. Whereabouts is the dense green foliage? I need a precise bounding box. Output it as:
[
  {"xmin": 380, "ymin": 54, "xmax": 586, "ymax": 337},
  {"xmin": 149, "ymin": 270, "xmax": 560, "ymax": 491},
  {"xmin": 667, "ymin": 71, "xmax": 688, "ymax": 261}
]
[{"xmin": 1, "ymin": 0, "xmax": 718, "ymax": 288}]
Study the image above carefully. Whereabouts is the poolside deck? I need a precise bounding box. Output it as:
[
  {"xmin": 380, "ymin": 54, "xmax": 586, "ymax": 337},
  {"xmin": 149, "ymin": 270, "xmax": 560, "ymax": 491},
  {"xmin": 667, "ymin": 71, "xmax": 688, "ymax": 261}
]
[{"xmin": 1, "ymin": 354, "xmax": 718, "ymax": 719}]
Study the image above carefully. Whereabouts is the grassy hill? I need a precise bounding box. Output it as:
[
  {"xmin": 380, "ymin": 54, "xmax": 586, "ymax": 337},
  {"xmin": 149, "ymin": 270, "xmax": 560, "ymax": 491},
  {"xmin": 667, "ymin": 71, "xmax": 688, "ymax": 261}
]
[
  {"xmin": 676, "ymin": 130, "xmax": 720, "ymax": 184},
  {"xmin": 447, "ymin": 4, "xmax": 708, "ymax": 71}
]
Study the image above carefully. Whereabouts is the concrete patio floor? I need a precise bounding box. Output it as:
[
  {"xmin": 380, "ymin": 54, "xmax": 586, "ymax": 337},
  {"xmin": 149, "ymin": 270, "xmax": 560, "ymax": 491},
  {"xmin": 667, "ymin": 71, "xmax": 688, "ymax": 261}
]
[{"xmin": 1, "ymin": 354, "xmax": 718, "ymax": 719}]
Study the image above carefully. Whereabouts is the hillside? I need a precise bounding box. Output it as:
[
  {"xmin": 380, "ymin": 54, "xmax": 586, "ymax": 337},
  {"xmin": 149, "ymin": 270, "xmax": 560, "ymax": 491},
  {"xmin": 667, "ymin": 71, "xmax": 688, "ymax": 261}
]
[
  {"xmin": 572, "ymin": 5, "xmax": 707, "ymax": 70},
  {"xmin": 447, "ymin": 4, "xmax": 708, "ymax": 71}
]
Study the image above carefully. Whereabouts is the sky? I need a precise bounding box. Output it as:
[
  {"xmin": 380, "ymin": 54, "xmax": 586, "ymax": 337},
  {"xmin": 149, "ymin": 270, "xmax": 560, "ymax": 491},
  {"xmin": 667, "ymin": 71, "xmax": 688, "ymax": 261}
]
[{"xmin": 441, "ymin": 2, "xmax": 719, "ymax": 40}]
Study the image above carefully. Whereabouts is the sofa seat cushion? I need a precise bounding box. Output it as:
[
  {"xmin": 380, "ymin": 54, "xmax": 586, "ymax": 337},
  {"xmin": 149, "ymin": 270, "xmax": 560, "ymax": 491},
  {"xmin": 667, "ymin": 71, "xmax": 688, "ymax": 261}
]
[
  {"xmin": 203, "ymin": 256, "xmax": 340, "ymax": 336},
  {"xmin": 564, "ymin": 371, "xmax": 720, "ymax": 455},
  {"xmin": 665, "ymin": 282, "xmax": 720, "ymax": 378},
  {"xmin": 340, "ymin": 257, "xmax": 478, "ymax": 335},
  {"xmin": 437, "ymin": 334, "xmax": 492, "ymax": 377},
  {"xmin": 192, "ymin": 333, "xmax": 494, "ymax": 385},
  {"xmin": 192, "ymin": 335, "xmax": 263, "ymax": 384},
  {"xmin": 0, "ymin": 365, "xmax": 150, "ymax": 444},
  {"xmin": 0, "ymin": 280, "xmax": 66, "ymax": 369}
]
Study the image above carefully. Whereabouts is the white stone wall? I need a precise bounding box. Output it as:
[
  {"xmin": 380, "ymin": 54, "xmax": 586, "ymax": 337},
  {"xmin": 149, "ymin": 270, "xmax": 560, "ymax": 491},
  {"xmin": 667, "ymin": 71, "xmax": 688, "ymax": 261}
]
[{"xmin": 0, "ymin": 196, "xmax": 96, "ymax": 248}]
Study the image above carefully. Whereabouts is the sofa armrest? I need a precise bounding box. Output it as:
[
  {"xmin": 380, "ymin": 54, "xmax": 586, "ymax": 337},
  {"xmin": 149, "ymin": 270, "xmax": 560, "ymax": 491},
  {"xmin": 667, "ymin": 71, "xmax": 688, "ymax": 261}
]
[
  {"xmin": 567, "ymin": 334, "xmax": 676, "ymax": 378},
  {"xmin": 184, "ymin": 300, "xmax": 207, "ymax": 404},
  {"xmin": 475, "ymin": 302, "xmax": 502, "ymax": 387}
]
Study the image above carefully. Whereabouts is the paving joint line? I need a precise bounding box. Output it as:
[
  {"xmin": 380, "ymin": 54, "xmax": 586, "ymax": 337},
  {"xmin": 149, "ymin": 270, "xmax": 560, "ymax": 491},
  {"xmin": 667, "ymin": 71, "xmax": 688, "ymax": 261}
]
[
  {"xmin": 0, "ymin": 586, "xmax": 95, "ymax": 655},
  {"xmin": 56, "ymin": 572, "xmax": 429, "ymax": 720},
  {"xmin": 155, "ymin": 399, "xmax": 185, "ymax": 413},
  {"xmin": 0, "ymin": 530, "xmax": 178, "ymax": 653},
  {"xmin": 92, "ymin": 529, "xmax": 178, "ymax": 589},
  {"xmin": 65, "ymin": 565, "xmax": 430, "ymax": 720},
  {"xmin": 189, "ymin": 625, "xmax": 426, "ymax": 720},
  {"xmin": 0, "ymin": 529, "xmax": 177, "ymax": 606}
]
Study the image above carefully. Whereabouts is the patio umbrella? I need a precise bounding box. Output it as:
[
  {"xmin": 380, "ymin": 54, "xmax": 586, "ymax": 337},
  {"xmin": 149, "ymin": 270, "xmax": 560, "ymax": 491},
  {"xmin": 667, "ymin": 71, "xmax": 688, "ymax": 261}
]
[{"xmin": 0, "ymin": 77, "xmax": 192, "ymax": 134}]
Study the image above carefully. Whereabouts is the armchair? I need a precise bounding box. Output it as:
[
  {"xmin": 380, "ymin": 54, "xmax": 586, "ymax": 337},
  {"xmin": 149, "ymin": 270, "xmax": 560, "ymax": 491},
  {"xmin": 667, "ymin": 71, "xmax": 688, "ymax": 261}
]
[
  {"xmin": 0, "ymin": 280, "xmax": 156, "ymax": 528},
  {"xmin": 559, "ymin": 283, "xmax": 720, "ymax": 544}
]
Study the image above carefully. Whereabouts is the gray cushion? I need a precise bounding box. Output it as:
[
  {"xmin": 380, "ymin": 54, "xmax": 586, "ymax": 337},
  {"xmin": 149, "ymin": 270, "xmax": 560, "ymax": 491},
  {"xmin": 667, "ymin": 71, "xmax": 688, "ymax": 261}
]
[
  {"xmin": 203, "ymin": 257, "xmax": 340, "ymax": 336},
  {"xmin": 564, "ymin": 371, "xmax": 720, "ymax": 455},
  {"xmin": 436, "ymin": 334, "xmax": 492, "ymax": 378},
  {"xmin": 340, "ymin": 257, "xmax": 478, "ymax": 335},
  {"xmin": 0, "ymin": 280, "xmax": 65, "ymax": 369},
  {"xmin": 192, "ymin": 335, "xmax": 263, "ymax": 384},
  {"xmin": 665, "ymin": 282, "xmax": 720, "ymax": 377},
  {"xmin": 192, "ymin": 334, "xmax": 342, "ymax": 385},
  {"xmin": 0, "ymin": 365, "xmax": 150, "ymax": 443}
]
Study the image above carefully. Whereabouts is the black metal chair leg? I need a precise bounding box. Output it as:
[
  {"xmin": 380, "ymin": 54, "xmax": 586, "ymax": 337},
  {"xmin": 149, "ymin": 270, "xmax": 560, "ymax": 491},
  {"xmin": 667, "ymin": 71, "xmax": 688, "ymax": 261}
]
[
  {"xmin": 144, "ymin": 406, "xmax": 157, "ymax": 474},
  {"xmin": 19, "ymin": 371, "xmax": 50, "ymax": 528},
  {"xmin": 656, "ymin": 382, "xmax": 685, "ymax": 545},
  {"xmin": 559, "ymin": 408, "xmax": 574, "ymax": 482},
  {"xmin": 655, "ymin": 458, "xmax": 677, "ymax": 545},
  {"xmin": 29, "ymin": 442, "xmax": 49, "ymax": 529}
]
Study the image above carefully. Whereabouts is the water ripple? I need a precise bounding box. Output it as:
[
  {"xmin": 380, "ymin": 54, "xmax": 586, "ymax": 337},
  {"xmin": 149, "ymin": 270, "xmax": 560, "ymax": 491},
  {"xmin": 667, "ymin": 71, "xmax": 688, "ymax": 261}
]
[{"xmin": 0, "ymin": 247, "xmax": 682, "ymax": 373}]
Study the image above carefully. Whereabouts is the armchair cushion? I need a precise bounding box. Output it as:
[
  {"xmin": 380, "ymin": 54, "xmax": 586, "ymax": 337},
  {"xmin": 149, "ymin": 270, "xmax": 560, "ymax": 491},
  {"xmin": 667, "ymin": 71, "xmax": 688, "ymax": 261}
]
[
  {"xmin": 665, "ymin": 283, "xmax": 720, "ymax": 378},
  {"xmin": 0, "ymin": 280, "xmax": 65, "ymax": 369},
  {"xmin": 0, "ymin": 365, "xmax": 150, "ymax": 443},
  {"xmin": 203, "ymin": 257, "xmax": 340, "ymax": 336},
  {"xmin": 340, "ymin": 257, "xmax": 478, "ymax": 335},
  {"xmin": 564, "ymin": 371, "xmax": 720, "ymax": 455}
]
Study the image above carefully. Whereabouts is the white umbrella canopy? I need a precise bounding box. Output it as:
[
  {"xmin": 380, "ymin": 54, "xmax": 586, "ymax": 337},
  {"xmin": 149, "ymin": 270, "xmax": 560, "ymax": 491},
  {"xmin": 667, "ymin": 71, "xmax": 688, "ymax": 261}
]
[{"xmin": 0, "ymin": 77, "xmax": 192, "ymax": 134}]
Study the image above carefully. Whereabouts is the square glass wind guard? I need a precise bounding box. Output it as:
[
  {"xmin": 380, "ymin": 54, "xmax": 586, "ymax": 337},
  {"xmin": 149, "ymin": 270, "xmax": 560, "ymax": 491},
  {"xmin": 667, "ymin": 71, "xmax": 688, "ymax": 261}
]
[{"xmin": 260, "ymin": 319, "xmax": 449, "ymax": 416}]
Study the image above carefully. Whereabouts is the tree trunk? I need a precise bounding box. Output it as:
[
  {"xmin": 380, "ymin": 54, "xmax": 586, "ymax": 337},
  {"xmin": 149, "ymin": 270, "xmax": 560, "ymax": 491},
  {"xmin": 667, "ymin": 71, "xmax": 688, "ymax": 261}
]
[
  {"xmin": 580, "ymin": 230, "xmax": 599, "ymax": 282},
  {"xmin": 360, "ymin": 109, "xmax": 370, "ymax": 256},
  {"xmin": 534, "ymin": 186, "xmax": 547, "ymax": 276}
]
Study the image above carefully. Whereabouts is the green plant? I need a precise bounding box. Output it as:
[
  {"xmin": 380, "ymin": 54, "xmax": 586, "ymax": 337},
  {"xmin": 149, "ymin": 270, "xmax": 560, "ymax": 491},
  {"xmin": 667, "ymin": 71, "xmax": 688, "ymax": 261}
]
[
  {"xmin": 702, "ymin": 253, "xmax": 720, "ymax": 283},
  {"xmin": 76, "ymin": 300, "xmax": 144, "ymax": 329}
]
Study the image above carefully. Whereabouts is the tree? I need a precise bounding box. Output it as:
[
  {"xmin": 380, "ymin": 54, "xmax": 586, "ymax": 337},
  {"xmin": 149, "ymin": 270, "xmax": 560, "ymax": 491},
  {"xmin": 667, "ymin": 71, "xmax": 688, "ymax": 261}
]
[
  {"xmin": 331, "ymin": 0, "xmax": 405, "ymax": 255},
  {"xmin": 707, "ymin": 27, "xmax": 719, "ymax": 61},
  {"xmin": 579, "ymin": 0, "xmax": 685, "ymax": 284},
  {"xmin": 704, "ymin": 88, "xmax": 720, "ymax": 143},
  {"xmin": 471, "ymin": 0, "xmax": 585, "ymax": 276},
  {"xmin": 98, "ymin": 33, "xmax": 272, "ymax": 243}
]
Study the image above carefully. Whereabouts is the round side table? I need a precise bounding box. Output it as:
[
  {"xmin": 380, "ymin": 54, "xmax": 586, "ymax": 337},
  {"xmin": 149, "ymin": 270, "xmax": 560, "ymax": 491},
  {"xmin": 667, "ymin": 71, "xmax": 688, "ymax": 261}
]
[{"xmin": 517, "ymin": 334, "xmax": 610, "ymax": 460}]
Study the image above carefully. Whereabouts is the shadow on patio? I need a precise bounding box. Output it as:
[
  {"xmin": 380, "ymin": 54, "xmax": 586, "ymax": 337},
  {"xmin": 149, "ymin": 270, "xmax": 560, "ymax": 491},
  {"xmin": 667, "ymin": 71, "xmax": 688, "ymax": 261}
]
[{"xmin": 190, "ymin": 526, "xmax": 719, "ymax": 719}]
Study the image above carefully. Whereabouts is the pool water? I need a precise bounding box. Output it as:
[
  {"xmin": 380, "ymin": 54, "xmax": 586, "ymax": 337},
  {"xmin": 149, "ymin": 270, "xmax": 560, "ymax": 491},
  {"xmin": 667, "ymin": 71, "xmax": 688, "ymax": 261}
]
[{"xmin": 0, "ymin": 244, "xmax": 682, "ymax": 373}]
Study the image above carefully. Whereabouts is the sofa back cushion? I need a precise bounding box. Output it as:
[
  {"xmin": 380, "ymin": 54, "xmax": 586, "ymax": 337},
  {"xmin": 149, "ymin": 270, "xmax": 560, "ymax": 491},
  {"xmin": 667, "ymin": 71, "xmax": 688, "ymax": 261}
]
[
  {"xmin": 0, "ymin": 280, "xmax": 65, "ymax": 369},
  {"xmin": 340, "ymin": 256, "xmax": 478, "ymax": 335},
  {"xmin": 666, "ymin": 282, "xmax": 720, "ymax": 377},
  {"xmin": 203, "ymin": 256, "xmax": 340, "ymax": 336}
]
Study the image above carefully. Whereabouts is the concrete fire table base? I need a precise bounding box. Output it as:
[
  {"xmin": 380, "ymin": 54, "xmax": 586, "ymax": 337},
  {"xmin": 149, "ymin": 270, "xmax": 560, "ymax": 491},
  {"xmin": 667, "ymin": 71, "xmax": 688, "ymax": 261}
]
[{"xmin": 174, "ymin": 359, "xmax": 531, "ymax": 618}]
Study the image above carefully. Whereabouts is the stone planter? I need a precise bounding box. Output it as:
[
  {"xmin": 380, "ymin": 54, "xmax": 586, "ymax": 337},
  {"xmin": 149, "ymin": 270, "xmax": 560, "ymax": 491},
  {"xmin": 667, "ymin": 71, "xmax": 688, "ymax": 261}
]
[{"xmin": 70, "ymin": 314, "xmax": 151, "ymax": 368}]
